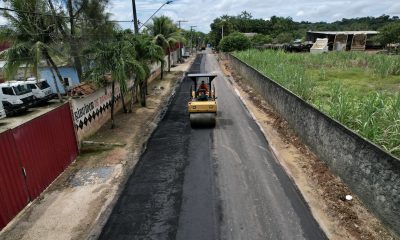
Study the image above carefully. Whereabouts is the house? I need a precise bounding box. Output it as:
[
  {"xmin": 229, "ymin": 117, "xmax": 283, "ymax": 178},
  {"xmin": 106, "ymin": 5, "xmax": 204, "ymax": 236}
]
[{"xmin": 39, "ymin": 66, "xmax": 80, "ymax": 94}]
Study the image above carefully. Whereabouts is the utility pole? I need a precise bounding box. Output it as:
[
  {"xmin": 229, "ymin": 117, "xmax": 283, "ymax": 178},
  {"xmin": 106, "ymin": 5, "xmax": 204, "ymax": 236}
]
[
  {"xmin": 132, "ymin": 0, "xmax": 139, "ymax": 34},
  {"xmin": 177, "ymin": 20, "xmax": 188, "ymax": 29},
  {"xmin": 190, "ymin": 25, "xmax": 197, "ymax": 55},
  {"xmin": 177, "ymin": 20, "xmax": 188, "ymax": 61},
  {"xmin": 221, "ymin": 19, "xmax": 226, "ymax": 39}
]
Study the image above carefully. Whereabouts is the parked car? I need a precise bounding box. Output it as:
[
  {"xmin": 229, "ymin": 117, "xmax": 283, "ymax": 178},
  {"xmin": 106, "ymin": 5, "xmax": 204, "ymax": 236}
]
[
  {"xmin": 25, "ymin": 77, "xmax": 54, "ymax": 103},
  {"xmin": 0, "ymin": 101, "xmax": 6, "ymax": 119},
  {"xmin": 0, "ymin": 81, "xmax": 34, "ymax": 116}
]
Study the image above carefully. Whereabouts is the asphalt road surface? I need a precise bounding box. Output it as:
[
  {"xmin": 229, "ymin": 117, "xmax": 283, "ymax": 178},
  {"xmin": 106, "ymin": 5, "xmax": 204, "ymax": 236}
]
[{"xmin": 99, "ymin": 52, "xmax": 327, "ymax": 240}]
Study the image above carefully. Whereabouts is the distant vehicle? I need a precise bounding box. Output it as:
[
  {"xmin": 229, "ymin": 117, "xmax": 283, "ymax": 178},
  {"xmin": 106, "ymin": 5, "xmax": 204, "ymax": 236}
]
[
  {"xmin": 25, "ymin": 77, "xmax": 54, "ymax": 103},
  {"xmin": 285, "ymin": 39, "xmax": 313, "ymax": 52},
  {"xmin": 0, "ymin": 101, "xmax": 6, "ymax": 119},
  {"xmin": 0, "ymin": 81, "xmax": 34, "ymax": 116}
]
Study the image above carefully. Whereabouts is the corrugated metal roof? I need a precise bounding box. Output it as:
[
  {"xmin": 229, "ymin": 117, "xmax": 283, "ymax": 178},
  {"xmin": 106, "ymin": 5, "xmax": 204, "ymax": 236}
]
[
  {"xmin": 307, "ymin": 31, "xmax": 379, "ymax": 35},
  {"xmin": 243, "ymin": 33, "xmax": 257, "ymax": 37}
]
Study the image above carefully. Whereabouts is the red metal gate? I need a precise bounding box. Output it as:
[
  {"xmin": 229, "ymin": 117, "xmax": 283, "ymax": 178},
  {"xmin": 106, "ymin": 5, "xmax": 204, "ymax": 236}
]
[
  {"xmin": 0, "ymin": 103, "xmax": 78, "ymax": 230},
  {"xmin": 0, "ymin": 130, "xmax": 29, "ymax": 229}
]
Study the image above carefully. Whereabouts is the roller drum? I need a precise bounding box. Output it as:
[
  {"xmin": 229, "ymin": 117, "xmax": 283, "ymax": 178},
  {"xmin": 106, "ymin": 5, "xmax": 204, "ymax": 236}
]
[{"xmin": 190, "ymin": 113, "xmax": 216, "ymax": 128}]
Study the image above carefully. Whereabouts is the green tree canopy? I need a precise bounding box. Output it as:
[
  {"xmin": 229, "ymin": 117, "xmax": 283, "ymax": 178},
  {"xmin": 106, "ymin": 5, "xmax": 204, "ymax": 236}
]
[
  {"xmin": 0, "ymin": 0, "xmax": 66, "ymax": 100},
  {"xmin": 148, "ymin": 16, "xmax": 185, "ymax": 73},
  {"xmin": 219, "ymin": 32, "xmax": 251, "ymax": 52},
  {"xmin": 207, "ymin": 12, "xmax": 400, "ymax": 47},
  {"xmin": 379, "ymin": 22, "xmax": 400, "ymax": 45}
]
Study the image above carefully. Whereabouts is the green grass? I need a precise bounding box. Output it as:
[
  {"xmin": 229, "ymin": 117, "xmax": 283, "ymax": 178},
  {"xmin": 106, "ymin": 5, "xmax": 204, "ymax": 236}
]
[{"xmin": 234, "ymin": 49, "xmax": 400, "ymax": 157}]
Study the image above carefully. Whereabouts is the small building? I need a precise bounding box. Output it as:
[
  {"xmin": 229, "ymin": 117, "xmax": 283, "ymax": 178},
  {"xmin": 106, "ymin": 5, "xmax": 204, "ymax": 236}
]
[
  {"xmin": 243, "ymin": 33, "xmax": 258, "ymax": 38},
  {"xmin": 40, "ymin": 66, "xmax": 80, "ymax": 94},
  {"xmin": 306, "ymin": 31, "xmax": 380, "ymax": 51}
]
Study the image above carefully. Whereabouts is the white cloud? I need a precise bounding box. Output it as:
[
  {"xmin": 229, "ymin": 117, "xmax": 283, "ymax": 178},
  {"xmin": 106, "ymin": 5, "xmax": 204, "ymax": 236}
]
[
  {"xmin": 387, "ymin": 3, "xmax": 400, "ymax": 15},
  {"xmin": 114, "ymin": 0, "xmax": 398, "ymax": 32},
  {"xmin": 0, "ymin": 0, "xmax": 398, "ymax": 32},
  {"xmin": 296, "ymin": 10, "xmax": 304, "ymax": 17}
]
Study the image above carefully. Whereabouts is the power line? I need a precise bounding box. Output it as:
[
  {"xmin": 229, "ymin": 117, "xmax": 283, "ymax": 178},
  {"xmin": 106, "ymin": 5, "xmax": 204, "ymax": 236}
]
[
  {"xmin": 0, "ymin": 37, "xmax": 181, "ymax": 63},
  {"xmin": 0, "ymin": 7, "xmax": 133, "ymax": 23}
]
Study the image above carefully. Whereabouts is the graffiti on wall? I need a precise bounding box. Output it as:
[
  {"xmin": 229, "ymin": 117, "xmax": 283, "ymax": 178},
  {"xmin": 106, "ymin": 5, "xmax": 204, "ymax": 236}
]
[
  {"xmin": 70, "ymin": 80, "xmax": 133, "ymax": 141},
  {"xmin": 72, "ymin": 86, "xmax": 120, "ymax": 130}
]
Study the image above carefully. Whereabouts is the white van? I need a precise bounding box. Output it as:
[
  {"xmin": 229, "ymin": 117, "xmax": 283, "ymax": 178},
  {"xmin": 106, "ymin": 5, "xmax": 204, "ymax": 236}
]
[
  {"xmin": 0, "ymin": 81, "xmax": 34, "ymax": 115},
  {"xmin": 0, "ymin": 101, "xmax": 6, "ymax": 119},
  {"xmin": 25, "ymin": 77, "xmax": 54, "ymax": 103}
]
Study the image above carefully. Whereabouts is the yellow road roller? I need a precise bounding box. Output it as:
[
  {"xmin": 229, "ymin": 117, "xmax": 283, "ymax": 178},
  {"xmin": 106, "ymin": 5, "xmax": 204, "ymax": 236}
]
[{"xmin": 187, "ymin": 73, "xmax": 218, "ymax": 128}]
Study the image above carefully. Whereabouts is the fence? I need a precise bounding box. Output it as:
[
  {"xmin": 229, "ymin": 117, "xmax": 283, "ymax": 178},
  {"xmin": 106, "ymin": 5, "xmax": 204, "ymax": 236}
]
[
  {"xmin": 70, "ymin": 81, "xmax": 133, "ymax": 142},
  {"xmin": 71, "ymin": 50, "xmax": 179, "ymax": 143},
  {"xmin": 0, "ymin": 103, "xmax": 78, "ymax": 230}
]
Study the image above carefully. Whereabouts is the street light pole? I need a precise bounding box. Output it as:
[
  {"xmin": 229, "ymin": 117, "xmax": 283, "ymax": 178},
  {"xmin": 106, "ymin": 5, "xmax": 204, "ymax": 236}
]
[
  {"xmin": 138, "ymin": 1, "xmax": 174, "ymax": 30},
  {"xmin": 221, "ymin": 19, "xmax": 226, "ymax": 39},
  {"xmin": 190, "ymin": 25, "xmax": 197, "ymax": 55},
  {"xmin": 177, "ymin": 20, "xmax": 188, "ymax": 61}
]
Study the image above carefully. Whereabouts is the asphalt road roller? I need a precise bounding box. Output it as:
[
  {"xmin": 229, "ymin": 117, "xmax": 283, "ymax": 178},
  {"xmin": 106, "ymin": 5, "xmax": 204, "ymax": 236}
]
[{"xmin": 187, "ymin": 73, "xmax": 217, "ymax": 128}]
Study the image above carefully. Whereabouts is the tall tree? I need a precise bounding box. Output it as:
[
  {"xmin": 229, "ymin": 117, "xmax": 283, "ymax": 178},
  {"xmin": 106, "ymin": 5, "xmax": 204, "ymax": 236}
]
[
  {"xmin": 84, "ymin": 30, "xmax": 146, "ymax": 128},
  {"xmin": 0, "ymin": 0, "xmax": 66, "ymax": 101},
  {"xmin": 148, "ymin": 16, "xmax": 185, "ymax": 74},
  {"xmin": 48, "ymin": 0, "xmax": 115, "ymax": 80},
  {"xmin": 379, "ymin": 22, "xmax": 400, "ymax": 45},
  {"xmin": 131, "ymin": 34, "xmax": 164, "ymax": 107}
]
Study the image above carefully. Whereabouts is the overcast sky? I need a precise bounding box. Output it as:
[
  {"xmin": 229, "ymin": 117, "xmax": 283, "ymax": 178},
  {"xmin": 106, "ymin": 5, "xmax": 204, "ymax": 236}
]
[
  {"xmin": 107, "ymin": 0, "xmax": 400, "ymax": 32},
  {"xmin": 1, "ymin": 0, "xmax": 399, "ymax": 33}
]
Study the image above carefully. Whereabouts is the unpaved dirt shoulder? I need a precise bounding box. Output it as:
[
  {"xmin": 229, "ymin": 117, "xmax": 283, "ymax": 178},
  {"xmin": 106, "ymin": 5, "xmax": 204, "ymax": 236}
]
[
  {"xmin": 0, "ymin": 64, "xmax": 192, "ymax": 240},
  {"xmin": 218, "ymin": 56, "xmax": 397, "ymax": 240}
]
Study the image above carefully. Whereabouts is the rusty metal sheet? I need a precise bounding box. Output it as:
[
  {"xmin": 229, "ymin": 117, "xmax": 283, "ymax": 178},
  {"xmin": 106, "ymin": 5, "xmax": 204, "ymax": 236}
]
[
  {"xmin": 0, "ymin": 103, "xmax": 78, "ymax": 230},
  {"xmin": 0, "ymin": 130, "xmax": 29, "ymax": 229},
  {"xmin": 351, "ymin": 34, "xmax": 367, "ymax": 51},
  {"xmin": 333, "ymin": 34, "xmax": 348, "ymax": 51},
  {"xmin": 12, "ymin": 103, "xmax": 78, "ymax": 199}
]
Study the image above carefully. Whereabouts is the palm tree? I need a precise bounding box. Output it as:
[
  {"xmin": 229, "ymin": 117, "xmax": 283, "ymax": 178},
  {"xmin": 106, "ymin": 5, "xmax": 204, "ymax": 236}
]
[
  {"xmin": 0, "ymin": 0, "xmax": 66, "ymax": 102},
  {"xmin": 47, "ymin": 0, "xmax": 115, "ymax": 81},
  {"xmin": 84, "ymin": 30, "xmax": 146, "ymax": 128},
  {"xmin": 132, "ymin": 34, "xmax": 164, "ymax": 107},
  {"xmin": 149, "ymin": 16, "xmax": 185, "ymax": 77}
]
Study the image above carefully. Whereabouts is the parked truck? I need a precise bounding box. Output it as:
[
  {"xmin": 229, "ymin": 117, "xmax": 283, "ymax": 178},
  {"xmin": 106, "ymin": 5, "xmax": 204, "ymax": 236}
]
[
  {"xmin": 0, "ymin": 101, "xmax": 6, "ymax": 119},
  {"xmin": 0, "ymin": 81, "xmax": 34, "ymax": 116},
  {"xmin": 25, "ymin": 77, "xmax": 54, "ymax": 103}
]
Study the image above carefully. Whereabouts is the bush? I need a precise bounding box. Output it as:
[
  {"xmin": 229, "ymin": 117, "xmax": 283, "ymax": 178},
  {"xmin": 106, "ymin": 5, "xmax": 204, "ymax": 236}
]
[
  {"xmin": 379, "ymin": 22, "xmax": 400, "ymax": 45},
  {"xmin": 251, "ymin": 34, "xmax": 273, "ymax": 46},
  {"xmin": 219, "ymin": 32, "xmax": 251, "ymax": 52}
]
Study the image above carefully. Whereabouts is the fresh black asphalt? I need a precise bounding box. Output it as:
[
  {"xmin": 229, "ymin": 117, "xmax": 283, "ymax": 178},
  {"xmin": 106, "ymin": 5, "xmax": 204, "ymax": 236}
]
[{"xmin": 98, "ymin": 53, "xmax": 327, "ymax": 240}]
